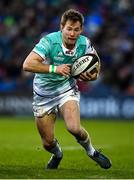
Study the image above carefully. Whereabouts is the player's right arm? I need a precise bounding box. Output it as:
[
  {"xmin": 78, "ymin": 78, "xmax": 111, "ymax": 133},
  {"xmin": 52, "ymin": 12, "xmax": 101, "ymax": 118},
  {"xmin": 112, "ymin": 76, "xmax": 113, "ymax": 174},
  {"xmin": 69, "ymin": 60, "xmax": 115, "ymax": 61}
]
[
  {"xmin": 23, "ymin": 51, "xmax": 49, "ymax": 73},
  {"xmin": 23, "ymin": 51, "xmax": 70, "ymax": 76}
]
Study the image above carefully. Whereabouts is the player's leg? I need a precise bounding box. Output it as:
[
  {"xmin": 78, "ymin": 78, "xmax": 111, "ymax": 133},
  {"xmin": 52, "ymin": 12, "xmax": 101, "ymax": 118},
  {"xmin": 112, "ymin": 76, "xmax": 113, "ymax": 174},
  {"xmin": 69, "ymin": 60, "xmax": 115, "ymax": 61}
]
[
  {"xmin": 59, "ymin": 100, "xmax": 111, "ymax": 169},
  {"xmin": 35, "ymin": 112, "xmax": 63, "ymax": 169},
  {"xmin": 59, "ymin": 100, "xmax": 95, "ymax": 153}
]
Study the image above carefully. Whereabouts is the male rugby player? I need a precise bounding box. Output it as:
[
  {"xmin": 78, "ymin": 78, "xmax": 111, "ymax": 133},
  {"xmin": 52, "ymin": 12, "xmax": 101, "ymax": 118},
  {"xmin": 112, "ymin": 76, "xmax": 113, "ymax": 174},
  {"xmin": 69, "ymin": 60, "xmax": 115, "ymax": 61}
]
[{"xmin": 23, "ymin": 9, "xmax": 111, "ymax": 169}]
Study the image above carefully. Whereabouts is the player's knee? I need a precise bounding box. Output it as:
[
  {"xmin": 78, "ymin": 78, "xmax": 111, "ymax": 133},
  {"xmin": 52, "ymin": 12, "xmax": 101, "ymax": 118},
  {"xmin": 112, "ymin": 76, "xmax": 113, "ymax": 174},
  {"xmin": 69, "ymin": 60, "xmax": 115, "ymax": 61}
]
[{"xmin": 67, "ymin": 125, "xmax": 80, "ymax": 136}]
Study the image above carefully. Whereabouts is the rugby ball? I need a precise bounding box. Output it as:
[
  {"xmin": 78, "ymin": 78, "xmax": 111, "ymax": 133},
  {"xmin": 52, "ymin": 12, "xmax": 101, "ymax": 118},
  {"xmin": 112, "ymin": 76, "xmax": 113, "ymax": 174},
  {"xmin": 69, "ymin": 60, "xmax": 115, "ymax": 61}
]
[{"xmin": 71, "ymin": 53, "xmax": 100, "ymax": 78}]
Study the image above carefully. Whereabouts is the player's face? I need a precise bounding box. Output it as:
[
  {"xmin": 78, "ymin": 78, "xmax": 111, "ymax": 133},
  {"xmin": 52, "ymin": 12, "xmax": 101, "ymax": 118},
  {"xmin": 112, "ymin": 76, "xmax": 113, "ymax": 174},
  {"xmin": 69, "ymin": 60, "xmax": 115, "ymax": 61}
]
[{"xmin": 61, "ymin": 20, "xmax": 82, "ymax": 49}]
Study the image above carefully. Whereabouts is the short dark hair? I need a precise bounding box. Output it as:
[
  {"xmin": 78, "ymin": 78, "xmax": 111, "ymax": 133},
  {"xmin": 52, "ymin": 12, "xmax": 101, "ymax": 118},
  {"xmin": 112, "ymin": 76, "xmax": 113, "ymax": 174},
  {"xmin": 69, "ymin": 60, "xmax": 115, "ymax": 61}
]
[{"xmin": 60, "ymin": 9, "xmax": 84, "ymax": 27}]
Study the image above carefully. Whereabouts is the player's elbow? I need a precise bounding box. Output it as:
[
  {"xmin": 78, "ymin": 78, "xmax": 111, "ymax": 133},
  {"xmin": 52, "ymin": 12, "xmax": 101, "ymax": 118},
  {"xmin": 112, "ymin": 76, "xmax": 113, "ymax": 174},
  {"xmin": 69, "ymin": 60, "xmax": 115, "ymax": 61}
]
[{"xmin": 23, "ymin": 60, "xmax": 30, "ymax": 72}]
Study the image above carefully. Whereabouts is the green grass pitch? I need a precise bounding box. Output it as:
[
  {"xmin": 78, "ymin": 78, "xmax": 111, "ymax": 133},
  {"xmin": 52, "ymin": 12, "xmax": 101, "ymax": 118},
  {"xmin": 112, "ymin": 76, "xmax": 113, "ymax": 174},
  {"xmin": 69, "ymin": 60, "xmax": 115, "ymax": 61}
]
[{"xmin": 0, "ymin": 116, "xmax": 134, "ymax": 179}]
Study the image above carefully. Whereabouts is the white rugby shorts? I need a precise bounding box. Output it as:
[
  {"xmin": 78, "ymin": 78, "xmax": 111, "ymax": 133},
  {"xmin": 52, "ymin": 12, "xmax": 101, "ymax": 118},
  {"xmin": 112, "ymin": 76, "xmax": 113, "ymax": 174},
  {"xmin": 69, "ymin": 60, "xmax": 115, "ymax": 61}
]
[{"xmin": 33, "ymin": 88, "xmax": 80, "ymax": 117}]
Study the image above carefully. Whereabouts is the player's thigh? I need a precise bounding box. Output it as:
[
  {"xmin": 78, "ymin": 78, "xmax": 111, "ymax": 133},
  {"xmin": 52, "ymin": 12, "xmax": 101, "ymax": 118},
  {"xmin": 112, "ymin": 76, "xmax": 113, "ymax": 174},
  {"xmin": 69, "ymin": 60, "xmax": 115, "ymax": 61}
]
[
  {"xmin": 35, "ymin": 112, "xmax": 56, "ymax": 141},
  {"xmin": 59, "ymin": 100, "xmax": 81, "ymax": 130}
]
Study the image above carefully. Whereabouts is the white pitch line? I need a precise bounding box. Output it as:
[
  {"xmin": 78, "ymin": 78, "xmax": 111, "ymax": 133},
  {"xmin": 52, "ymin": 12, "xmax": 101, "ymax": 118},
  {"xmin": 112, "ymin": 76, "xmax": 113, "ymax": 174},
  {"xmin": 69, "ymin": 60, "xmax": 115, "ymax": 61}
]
[
  {"xmin": 63, "ymin": 146, "xmax": 82, "ymax": 150},
  {"xmin": 62, "ymin": 145, "xmax": 112, "ymax": 150}
]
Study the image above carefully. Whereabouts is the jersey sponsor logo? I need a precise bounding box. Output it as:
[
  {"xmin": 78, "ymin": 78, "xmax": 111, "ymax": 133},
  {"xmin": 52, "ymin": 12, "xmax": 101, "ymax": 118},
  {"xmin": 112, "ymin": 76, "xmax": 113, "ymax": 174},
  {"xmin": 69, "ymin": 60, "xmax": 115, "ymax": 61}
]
[{"xmin": 54, "ymin": 56, "xmax": 64, "ymax": 61}]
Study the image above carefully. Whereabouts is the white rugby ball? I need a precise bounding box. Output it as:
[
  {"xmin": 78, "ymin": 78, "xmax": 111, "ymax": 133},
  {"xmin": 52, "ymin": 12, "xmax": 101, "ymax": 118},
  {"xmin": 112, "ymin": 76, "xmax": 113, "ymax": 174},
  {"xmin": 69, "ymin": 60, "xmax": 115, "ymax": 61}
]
[{"xmin": 71, "ymin": 53, "xmax": 100, "ymax": 78}]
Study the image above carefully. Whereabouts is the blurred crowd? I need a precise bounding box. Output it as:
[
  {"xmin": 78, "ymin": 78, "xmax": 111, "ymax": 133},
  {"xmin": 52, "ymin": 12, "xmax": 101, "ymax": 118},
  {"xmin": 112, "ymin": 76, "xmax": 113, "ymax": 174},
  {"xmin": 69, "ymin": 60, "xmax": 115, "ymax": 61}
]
[{"xmin": 0, "ymin": 0, "xmax": 134, "ymax": 96}]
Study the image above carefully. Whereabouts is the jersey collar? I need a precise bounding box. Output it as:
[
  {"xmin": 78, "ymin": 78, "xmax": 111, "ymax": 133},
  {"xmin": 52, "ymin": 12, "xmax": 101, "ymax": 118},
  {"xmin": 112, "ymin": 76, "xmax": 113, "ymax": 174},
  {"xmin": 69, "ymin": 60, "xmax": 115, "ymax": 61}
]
[{"xmin": 61, "ymin": 43, "xmax": 76, "ymax": 56}]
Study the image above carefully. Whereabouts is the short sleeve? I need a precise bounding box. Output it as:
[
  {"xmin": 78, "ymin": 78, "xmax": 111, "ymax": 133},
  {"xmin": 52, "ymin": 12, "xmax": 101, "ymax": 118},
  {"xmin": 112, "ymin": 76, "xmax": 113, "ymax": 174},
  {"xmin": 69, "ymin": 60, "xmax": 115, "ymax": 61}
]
[
  {"xmin": 32, "ymin": 36, "xmax": 51, "ymax": 60},
  {"xmin": 85, "ymin": 37, "xmax": 95, "ymax": 54}
]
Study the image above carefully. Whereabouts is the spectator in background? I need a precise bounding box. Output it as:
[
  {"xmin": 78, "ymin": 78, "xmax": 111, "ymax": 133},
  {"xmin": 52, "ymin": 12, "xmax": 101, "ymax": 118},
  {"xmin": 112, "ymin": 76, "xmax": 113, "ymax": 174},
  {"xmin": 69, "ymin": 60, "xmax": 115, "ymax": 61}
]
[{"xmin": 0, "ymin": 0, "xmax": 134, "ymax": 95}]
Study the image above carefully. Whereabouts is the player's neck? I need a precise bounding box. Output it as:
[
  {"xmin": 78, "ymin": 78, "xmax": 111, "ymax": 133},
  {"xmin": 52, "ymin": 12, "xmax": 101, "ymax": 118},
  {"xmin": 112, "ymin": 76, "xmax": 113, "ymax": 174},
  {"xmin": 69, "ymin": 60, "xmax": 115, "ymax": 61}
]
[{"xmin": 63, "ymin": 42, "xmax": 75, "ymax": 50}]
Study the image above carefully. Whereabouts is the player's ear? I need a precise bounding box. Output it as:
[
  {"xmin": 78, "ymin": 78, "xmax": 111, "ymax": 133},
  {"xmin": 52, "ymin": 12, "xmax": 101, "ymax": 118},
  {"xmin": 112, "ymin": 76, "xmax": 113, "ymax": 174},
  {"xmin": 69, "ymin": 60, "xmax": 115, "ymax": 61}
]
[
  {"xmin": 60, "ymin": 24, "xmax": 63, "ymax": 31},
  {"xmin": 80, "ymin": 26, "xmax": 83, "ymax": 33}
]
